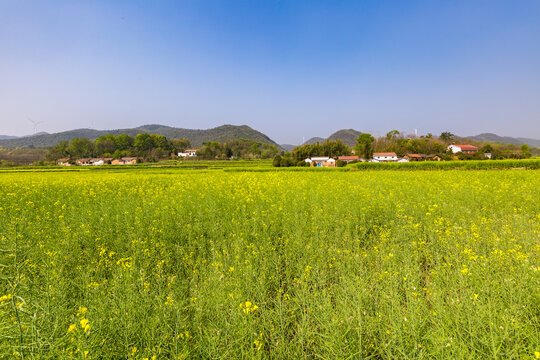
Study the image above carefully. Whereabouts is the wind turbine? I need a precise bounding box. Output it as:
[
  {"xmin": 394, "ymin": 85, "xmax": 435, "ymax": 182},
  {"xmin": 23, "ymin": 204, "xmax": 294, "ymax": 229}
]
[{"xmin": 29, "ymin": 118, "xmax": 43, "ymax": 134}]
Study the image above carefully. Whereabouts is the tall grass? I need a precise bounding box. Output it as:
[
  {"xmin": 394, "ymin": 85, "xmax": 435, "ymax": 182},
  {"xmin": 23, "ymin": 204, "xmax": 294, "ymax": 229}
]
[{"xmin": 0, "ymin": 169, "xmax": 538, "ymax": 358}]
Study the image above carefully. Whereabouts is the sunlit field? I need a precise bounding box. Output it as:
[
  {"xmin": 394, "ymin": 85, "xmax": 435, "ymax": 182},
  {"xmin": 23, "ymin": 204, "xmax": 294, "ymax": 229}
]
[{"xmin": 1, "ymin": 168, "xmax": 539, "ymax": 358}]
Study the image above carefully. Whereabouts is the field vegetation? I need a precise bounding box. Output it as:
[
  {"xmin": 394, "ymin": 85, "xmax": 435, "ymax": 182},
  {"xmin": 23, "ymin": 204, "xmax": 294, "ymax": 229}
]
[{"xmin": 1, "ymin": 168, "xmax": 539, "ymax": 358}]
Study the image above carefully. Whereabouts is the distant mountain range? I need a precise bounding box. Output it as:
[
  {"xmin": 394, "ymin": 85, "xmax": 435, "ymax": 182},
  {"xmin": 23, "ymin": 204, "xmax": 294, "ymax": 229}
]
[
  {"xmin": 464, "ymin": 133, "xmax": 540, "ymax": 148},
  {"xmin": 0, "ymin": 124, "xmax": 281, "ymax": 149},
  {"xmin": 1, "ymin": 126, "xmax": 539, "ymax": 150}
]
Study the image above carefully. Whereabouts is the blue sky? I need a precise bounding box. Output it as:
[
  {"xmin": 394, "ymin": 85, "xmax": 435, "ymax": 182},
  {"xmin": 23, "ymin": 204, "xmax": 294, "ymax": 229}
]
[{"xmin": 1, "ymin": 0, "xmax": 539, "ymax": 143}]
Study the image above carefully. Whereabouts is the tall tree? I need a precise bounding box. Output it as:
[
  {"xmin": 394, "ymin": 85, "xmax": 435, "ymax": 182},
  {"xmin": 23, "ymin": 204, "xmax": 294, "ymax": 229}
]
[
  {"xmin": 68, "ymin": 138, "xmax": 94, "ymax": 158},
  {"xmin": 134, "ymin": 133, "xmax": 155, "ymax": 151},
  {"xmin": 521, "ymin": 144, "xmax": 531, "ymax": 158},
  {"xmin": 386, "ymin": 130, "xmax": 400, "ymax": 140},
  {"xmin": 439, "ymin": 132, "xmax": 455, "ymax": 142},
  {"xmin": 46, "ymin": 140, "xmax": 70, "ymax": 161},
  {"xmin": 355, "ymin": 133, "xmax": 375, "ymax": 159},
  {"xmin": 114, "ymin": 134, "xmax": 133, "ymax": 151},
  {"xmin": 94, "ymin": 135, "xmax": 117, "ymax": 155},
  {"xmin": 170, "ymin": 138, "xmax": 191, "ymax": 153}
]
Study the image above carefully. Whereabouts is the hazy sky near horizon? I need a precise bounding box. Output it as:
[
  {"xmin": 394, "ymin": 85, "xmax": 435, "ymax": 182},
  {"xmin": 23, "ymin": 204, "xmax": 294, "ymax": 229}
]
[{"xmin": 1, "ymin": 1, "xmax": 539, "ymax": 143}]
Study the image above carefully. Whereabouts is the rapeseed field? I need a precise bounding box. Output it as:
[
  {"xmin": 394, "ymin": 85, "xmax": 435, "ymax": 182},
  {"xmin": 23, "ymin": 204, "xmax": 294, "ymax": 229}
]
[{"xmin": 1, "ymin": 169, "xmax": 538, "ymax": 358}]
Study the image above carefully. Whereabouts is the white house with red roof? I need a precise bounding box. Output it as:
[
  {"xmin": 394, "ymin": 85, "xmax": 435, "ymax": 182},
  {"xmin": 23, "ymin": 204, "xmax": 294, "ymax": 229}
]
[
  {"xmin": 447, "ymin": 144, "xmax": 479, "ymax": 154},
  {"xmin": 372, "ymin": 152, "xmax": 398, "ymax": 162}
]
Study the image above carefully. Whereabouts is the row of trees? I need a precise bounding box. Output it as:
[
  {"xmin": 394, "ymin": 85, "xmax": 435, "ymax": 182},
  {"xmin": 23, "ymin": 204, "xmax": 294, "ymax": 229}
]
[
  {"xmin": 196, "ymin": 139, "xmax": 278, "ymax": 160},
  {"xmin": 46, "ymin": 134, "xmax": 280, "ymax": 162},
  {"xmin": 46, "ymin": 133, "xmax": 191, "ymax": 162}
]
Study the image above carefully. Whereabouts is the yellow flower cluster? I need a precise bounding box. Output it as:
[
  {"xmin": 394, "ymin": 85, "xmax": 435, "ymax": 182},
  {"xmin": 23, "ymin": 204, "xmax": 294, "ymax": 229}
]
[{"xmin": 240, "ymin": 301, "xmax": 259, "ymax": 314}]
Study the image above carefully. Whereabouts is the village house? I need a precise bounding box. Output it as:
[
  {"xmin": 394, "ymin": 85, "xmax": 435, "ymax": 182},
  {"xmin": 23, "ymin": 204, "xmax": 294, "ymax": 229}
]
[
  {"xmin": 75, "ymin": 158, "xmax": 113, "ymax": 166},
  {"xmin": 404, "ymin": 154, "xmax": 425, "ymax": 161},
  {"xmin": 447, "ymin": 144, "xmax": 479, "ymax": 154},
  {"xmin": 76, "ymin": 158, "xmax": 92, "ymax": 166},
  {"xmin": 305, "ymin": 157, "xmax": 336, "ymax": 167},
  {"xmin": 372, "ymin": 152, "xmax": 398, "ymax": 162},
  {"xmin": 338, "ymin": 155, "xmax": 359, "ymax": 163},
  {"xmin": 178, "ymin": 149, "xmax": 198, "ymax": 157},
  {"xmin": 484, "ymin": 153, "xmax": 492, "ymax": 159},
  {"xmin": 111, "ymin": 157, "xmax": 139, "ymax": 165},
  {"xmin": 56, "ymin": 158, "xmax": 71, "ymax": 166},
  {"xmin": 90, "ymin": 158, "xmax": 113, "ymax": 166},
  {"xmin": 402, "ymin": 154, "xmax": 442, "ymax": 162},
  {"xmin": 425, "ymin": 154, "xmax": 441, "ymax": 161}
]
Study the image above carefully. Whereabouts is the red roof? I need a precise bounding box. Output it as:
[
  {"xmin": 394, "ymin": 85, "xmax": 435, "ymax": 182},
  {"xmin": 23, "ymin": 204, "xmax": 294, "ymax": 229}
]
[
  {"xmin": 338, "ymin": 156, "xmax": 359, "ymax": 160},
  {"xmin": 455, "ymin": 144, "xmax": 478, "ymax": 150},
  {"xmin": 406, "ymin": 154, "xmax": 423, "ymax": 158},
  {"xmin": 374, "ymin": 152, "xmax": 397, "ymax": 157}
]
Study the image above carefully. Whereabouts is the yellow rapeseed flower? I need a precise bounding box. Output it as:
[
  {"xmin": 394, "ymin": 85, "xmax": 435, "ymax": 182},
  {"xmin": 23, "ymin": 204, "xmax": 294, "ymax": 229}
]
[{"xmin": 241, "ymin": 301, "xmax": 259, "ymax": 314}]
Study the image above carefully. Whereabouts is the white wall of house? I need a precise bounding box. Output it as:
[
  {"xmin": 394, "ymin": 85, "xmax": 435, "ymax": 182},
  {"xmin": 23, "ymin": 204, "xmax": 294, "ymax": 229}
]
[
  {"xmin": 448, "ymin": 145, "xmax": 462, "ymax": 153},
  {"xmin": 373, "ymin": 155, "xmax": 398, "ymax": 162},
  {"xmin": 178, "ymin": 150, "xmax": 197, "ymax": 157}
]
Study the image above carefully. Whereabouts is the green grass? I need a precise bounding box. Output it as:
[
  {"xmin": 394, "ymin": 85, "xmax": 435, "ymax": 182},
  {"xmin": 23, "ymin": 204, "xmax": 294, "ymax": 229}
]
[{"xmin": 0, "ymin": 168, "xmax": 539, "ymax": 358}]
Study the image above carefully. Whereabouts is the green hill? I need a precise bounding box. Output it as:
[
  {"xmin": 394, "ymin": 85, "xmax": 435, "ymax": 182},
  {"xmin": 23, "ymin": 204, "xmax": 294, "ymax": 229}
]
[
  {"xmin": 465, "ymin": 133, "xmax": 540, "ymax": 148},
  {"xmin": 305, "ymin": 129, "xmax": 361, "ymax": 147},
  {"xmin": 0, "ymin": 124, "xmax": 282, "ymax": 149}
]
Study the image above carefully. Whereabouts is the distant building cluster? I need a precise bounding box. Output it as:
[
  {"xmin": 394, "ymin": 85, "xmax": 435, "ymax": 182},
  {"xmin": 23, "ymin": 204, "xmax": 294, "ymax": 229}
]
[
  {"xmin": 56, "ymin": 157, "xmax": 139, "ymax": 166},
  {"xmin": 302, "ymin": 144, "xmax": 481, "ymax": 167}
]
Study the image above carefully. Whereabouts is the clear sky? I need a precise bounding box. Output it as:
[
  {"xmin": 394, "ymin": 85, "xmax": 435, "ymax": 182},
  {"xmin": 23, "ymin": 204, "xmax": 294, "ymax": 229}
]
[{"xmin": 1, "ymin": 0, "xmax": 539, "ymax": 144}]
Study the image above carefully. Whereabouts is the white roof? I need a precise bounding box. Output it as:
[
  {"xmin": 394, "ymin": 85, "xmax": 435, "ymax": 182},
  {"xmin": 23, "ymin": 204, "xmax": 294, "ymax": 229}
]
[
  {"xmin": 305, "ymin": 158, "xmax": 312, "ymax": 162},
  {"xmin": 311, "ymin": 157, "xmax": 330, "ymax": 161}
]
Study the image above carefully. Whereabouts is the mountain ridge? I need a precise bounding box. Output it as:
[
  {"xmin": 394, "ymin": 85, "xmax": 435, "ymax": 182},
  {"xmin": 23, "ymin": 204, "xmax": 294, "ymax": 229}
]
[
  {"xmin": 305, "ymin": 129, "xmax": 362, "ymax": 147},
  {"xmin": 0, "ymin": 124, "xmax": 282, "ymax": 149},
  {"xmin": 464, "ymin": 133, "xmax": 540, "ymax": 148}
]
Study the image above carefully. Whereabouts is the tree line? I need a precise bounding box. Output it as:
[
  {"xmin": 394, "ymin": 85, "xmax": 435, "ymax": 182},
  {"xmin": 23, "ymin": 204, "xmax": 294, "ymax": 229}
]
[
  {"xmin": 46, "ymin": 133, "xmax": 279, "ymax": 162},
  {"xmin": 196, "ymin": 139, "xmax": 278, "ymax": 160},
  {"xmin": 46, "ymin": 133, "xmax": 191, "ymax": 162}
]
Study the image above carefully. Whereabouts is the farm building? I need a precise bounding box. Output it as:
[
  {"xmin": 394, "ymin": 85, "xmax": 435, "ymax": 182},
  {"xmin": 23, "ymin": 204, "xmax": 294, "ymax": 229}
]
[
  {"xmin": 56, "ymin": 158, "xmax": 71, "ymax": 166},
  {"xmin": 372, "ymin": 152, "xmax": 398, "ymax": 162},
  {"xmin": 447, "ymin": 144, "xmax": 478, "ymax": 154},
  {"xmin": 338, "ymin": 155, "xmax": 359, "ymax": 163},
  {"xmin": 75, "ymin": 158, "xmax": 113, "ymax": 166},
  {"xmin": 305, "ymin": 157, "xmax": 336, "ymax": 167},
  {"xmin": 425, "ymin": 154, "xmax": 441, "ymax": 161},
  {"xmin": 403, "ymin": 154, "xmax": 441, "ymax": 161},
  {"xmin": 404, "ymin": 154, "xmax": 425, "ymax": 161},
  {"xmin": 76, "ymin": 158, "xmax": 92, "ymax": 166},
  {"xmin": 111, "ymin": 157, "xmax": 139, "ymax": 165},
  {"xmin": 90, "ymin": 158, "xmax": 113, "ymax": 166},
  {"xmin": 178, "ymin": 149, "xmax": 198, "ymax": 157}
]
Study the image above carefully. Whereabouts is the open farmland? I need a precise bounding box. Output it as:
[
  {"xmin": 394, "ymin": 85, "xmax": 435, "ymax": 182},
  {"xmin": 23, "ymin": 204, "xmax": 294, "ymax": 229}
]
[{"xmin": 1, "ymin": 169, "xmax": 539, "ymax": 358}]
